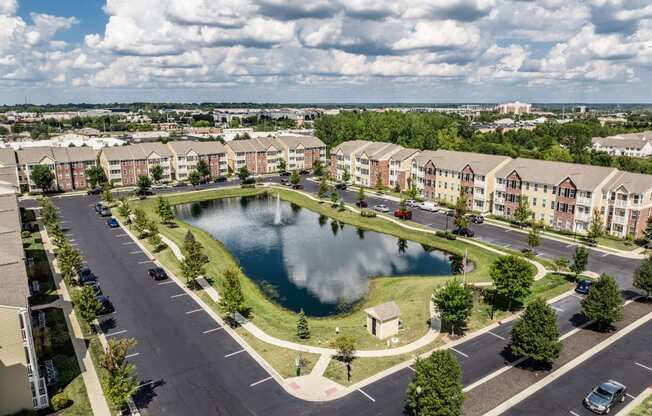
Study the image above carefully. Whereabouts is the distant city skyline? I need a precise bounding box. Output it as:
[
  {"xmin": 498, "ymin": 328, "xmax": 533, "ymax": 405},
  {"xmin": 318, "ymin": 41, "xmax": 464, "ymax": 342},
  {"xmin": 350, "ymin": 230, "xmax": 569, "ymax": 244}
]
[{"xmin": 1, "ymin": 0, "xmax": 652, "ymax": 104}]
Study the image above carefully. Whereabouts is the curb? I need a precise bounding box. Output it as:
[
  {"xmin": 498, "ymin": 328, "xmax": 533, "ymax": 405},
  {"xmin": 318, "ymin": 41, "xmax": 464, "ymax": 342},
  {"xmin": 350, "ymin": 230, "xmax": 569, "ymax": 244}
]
[{"xmin": 616, "ymin": 387, "xmax": 651, "ymax": 416}]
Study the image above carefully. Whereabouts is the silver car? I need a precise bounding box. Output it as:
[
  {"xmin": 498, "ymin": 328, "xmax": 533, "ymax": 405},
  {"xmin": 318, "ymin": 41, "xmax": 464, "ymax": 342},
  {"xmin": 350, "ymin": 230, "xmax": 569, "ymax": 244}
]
[
  {"xmin": 584, "ymin": 380, "xmax": 627, "ymax": 414},
  {"xmin": 373, "ymin": 204, "xmax": 389, "ymax": 213}
]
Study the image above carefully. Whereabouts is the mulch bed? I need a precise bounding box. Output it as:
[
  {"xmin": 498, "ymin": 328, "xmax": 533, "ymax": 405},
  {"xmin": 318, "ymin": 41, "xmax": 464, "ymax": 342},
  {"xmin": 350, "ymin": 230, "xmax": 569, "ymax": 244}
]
[{"xmin": 463, "ymin": 299, "xmax": 652, "ymax": 416}]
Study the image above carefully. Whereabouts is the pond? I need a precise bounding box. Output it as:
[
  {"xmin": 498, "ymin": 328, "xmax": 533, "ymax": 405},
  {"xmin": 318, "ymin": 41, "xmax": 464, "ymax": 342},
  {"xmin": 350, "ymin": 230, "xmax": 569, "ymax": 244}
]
[{"xmin": 175, "ymin": 194, "xmax": 466, "ymax": 316}]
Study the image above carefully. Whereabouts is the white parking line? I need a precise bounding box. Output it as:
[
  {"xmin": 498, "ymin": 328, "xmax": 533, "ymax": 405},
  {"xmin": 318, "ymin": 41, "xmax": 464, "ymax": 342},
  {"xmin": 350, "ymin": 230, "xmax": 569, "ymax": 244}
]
[
  {"xmin": 105, "ymin": 330, "xmax": 127, "ymax": 337},
  {"xmin": 170, "ymin": 293, "xmax": 188, "ymax": 299},
  {"xmin": 358, "ymin": 388, "xmax": 376, "ymax": 402},
  {"xmin": 158, "ymin": 280, "xmax": 175, "ymax": 286},
  {"xmin": 487, "ymin": 331, "xmax": 506, "ymax": 340},
  {"xmin": 122, "ymin": 241, "xmax": 137, "ymax": 245},
  {"xmin": 407, "ymin": 366, "xmax": 415, "ymax": 372},
  {"xmin": 250, "ymin": 376, "xmax": 273, "ymax": 387},
  {"xmin": 626, "ymin": 393, "xmax": 637, "ymax": 399},
  {"xmin": 601, "ymin": 253, "xmax": 610, "ymax": 257},
  {"xmin": 137, "ymin": 380, "xmax": 155, "ymax": 389},
  {"xmin": 70, "ymin": 243, "xmax": 79, "ymax": 246},
  {"xmin": 635, "ymin": 362, "xmax": 652, "ymax": 372},
  {"xmin": 115, "ymin": 234, "xmax": 128, "ymax": 237},
  {"xmin": 185, "ymin": 308, "xmax": 203, "ymax": 314},
  {"xmin": 138, "ymin": 260, "xmax": 155, "ymax": 264},
  {"xmin": 125, "ymin": 353, "xmax": 140, "ymax": 359},
  {"xmin": 566, "ymin": 244, "xmax": 574, "ymax": 248},
  {"xmin": 571, "ymin": 294, "xmax": 584, "ymax": 300},
  {"xmin": 504, "ymin": 229, "xmax": 511, "ymax": 233},
  {"xmin": 503, "ymin": 244, "xmax": 511, "ymax": 248},
  {"xmin": 569, "ymin": 411, "xmax": 581, "ymax": 416},
  {"xmin": 129, "ymin": 251, "xmax": 142, "ymax": 255},
  {"xmin": 450, "ymin": 347, "xmax": 469, "ymax": 358},
  {"xmin": 203, "ymin": 327, "xmax": 223, "ymax": 334},
  {"xmin": 224, "ymin": 349, "xmax": 245, "ymax": 358},
  {"xmin": 550, "ymin": 306, "xmax": 565, "ymax": 312}
]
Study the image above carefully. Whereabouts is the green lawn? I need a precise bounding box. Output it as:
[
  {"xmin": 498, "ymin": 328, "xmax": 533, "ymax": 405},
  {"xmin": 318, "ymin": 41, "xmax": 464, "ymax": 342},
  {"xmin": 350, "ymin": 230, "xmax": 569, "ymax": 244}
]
[
  {"xmin": 121, "ymin": 186, "xmax": 499, "ymax": 353},
  {"xmin": 630, "ymin": 393, "xmax": 652, "ymax": 416}
]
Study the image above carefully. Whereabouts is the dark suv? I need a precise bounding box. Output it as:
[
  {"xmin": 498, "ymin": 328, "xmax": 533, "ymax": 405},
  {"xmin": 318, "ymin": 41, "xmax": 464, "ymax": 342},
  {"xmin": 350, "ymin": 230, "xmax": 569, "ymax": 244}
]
[
  {"xmin": 452, "ymin": 228, "xmax": 475, "ymax": 237},
  {"xmin": 78, "ymin": 268, "xmax": 97, "ymax": 284},
  {"xmin": 148, "ymin": 267, "xmax": 168, "ymax": 281}
]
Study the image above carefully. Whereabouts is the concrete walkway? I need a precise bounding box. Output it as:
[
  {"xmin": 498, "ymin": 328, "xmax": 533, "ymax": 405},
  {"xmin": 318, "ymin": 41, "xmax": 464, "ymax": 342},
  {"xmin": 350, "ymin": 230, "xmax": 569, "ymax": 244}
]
[{"xmin": 39, "ymin": 226, "xmax": 113, "ymax": 416}]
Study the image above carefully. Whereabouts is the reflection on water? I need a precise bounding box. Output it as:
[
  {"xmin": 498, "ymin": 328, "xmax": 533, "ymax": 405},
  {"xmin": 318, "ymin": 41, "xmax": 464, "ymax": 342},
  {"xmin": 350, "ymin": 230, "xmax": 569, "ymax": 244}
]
[{"xmin": 175, "ymin": 195, "xmax": 461, "ymax": 316}]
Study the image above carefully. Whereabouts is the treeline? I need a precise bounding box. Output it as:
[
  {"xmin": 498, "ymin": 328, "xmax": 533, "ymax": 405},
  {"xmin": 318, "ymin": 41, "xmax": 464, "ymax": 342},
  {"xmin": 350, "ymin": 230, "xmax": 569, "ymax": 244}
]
[{"xmin": 314, "ymin": 111, "xmax": 652, "ymax": 174}]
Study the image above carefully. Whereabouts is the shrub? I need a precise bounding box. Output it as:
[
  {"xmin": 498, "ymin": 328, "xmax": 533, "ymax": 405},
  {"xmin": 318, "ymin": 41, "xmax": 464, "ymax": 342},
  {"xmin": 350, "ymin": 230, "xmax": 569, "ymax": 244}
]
[
  {"xmin": 360, "ymin": 209, "xmax": 376, "ymax": 218},
  {"xmin": 21, "ymin": 230, "xmax": 31, "ymax": 239},
  {"xmin": 51, "ymin": 392, "xmax": 71, "ymax": 410},
  {"xmin": 435, "ymin": 230, "xmax": 457, "ymax": 240},
  {"xmin": 241, "ymin": 184, "xmax": 256, "ymax": 189}
]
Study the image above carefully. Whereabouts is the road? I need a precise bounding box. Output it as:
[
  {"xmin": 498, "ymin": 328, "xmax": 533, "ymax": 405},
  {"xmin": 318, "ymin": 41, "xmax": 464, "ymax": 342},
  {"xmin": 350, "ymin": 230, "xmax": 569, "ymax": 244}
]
[
  {"xmin": 503, "ymin": 319, "xmax": 652, "ymax": 416},
  {"xmin": 21, "ymin": 177, "xmax": 645, "ymax": 415}
]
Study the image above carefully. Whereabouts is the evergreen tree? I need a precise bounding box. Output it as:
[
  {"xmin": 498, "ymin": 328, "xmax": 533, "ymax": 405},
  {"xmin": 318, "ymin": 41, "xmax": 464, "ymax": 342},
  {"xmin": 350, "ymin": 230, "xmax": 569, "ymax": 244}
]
[
  {"xmin": 219, "ymin": 268, "xmax": 246, "ymax": 324},
  {"xmin": 587, "ymin": 208, "xmax": 604, "ymax": 243},
  {"xmin": 511, "ymin": 298, "xmax": 562, "ymax": 365},
  {"xmin": 290, "ymin": 169, "xmax": 301, "ymax": 186},
  {"xmin": 633, "ymin": 255, "xmax": 652, "ymax": 298},
  {"xmin": 330, "ymin": 189, "xmax": 339, "ymax": 206},
  {"xmin": 581, "ymin": 274, "xmax": 623, "ymax": 331},
  {"xmin": 432, "ymin": 279, "xmax": 473, "ymax": 335},
  {"xmin": 296, "ymin": 309, "xmax": 311, "ymax": 339},
  {"xmin": 571, "ymin": 245, "xmax": 589, "ymax": 277},
  {"xmin": 180, "ymin": 232, "xmax": 208, "ymax": 287},
  {"xmin": 490, "ymin": 255, "xmax": 535, "ymax": 310},
  {"xmin": 514, "ymin": 196, "xmax": 532, "ymax": 226},
  {"xmin": 318, "ymin": 176, "xmax": 328, "ymax": 199},
  {"xmin": 156, "ymin": 197, "xmax": 175, "ymax": 224},
  {"xmin": 453, "ymin": 190, "xmax": 468, "ymax": 229},
  {"xmin": 405, "ymin": 350, "xmax": 464, "ymax": 416}
]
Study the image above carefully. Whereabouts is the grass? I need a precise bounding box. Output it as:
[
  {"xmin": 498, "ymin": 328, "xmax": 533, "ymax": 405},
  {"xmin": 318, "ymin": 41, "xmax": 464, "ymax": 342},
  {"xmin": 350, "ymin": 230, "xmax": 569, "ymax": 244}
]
[
  {"xmin": 31, "ymin": 307, "xmax": 92, "ymax": 415},
  {"xmin": 120, "ymin": 186, "xmax": 500, "ymax": 353},
  {"xmin": 630, "ymin": 392, "xmax": 652, "ymax": 416},
  {"xmin": 22, "ymin": 227, "xmax": 59, "ymax": 305}
]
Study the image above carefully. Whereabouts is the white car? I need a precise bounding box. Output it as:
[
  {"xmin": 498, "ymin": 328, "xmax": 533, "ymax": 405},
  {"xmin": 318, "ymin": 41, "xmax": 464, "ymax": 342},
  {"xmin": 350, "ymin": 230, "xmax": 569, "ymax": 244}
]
[
  {"xmin": 405, "ymin": 200, "xmax": 419, "ymax": 207},
  {"xmin": 419, "ymin": 201, "xmax": 439, "ymax": 212},
  {"xmin": 373, "ymin": 204, "xmax": 389, "ymax": 213}
]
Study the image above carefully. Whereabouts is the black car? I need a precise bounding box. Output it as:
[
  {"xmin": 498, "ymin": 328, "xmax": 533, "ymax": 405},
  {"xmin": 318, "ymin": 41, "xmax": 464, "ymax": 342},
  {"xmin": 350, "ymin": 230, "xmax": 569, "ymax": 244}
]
[
  {"xmin": 94, "ymin": 202, "xmax": 103, "ymax": 212},
  {"xmin": 299, "ymin": 169, "xmax": 310, "ymax": 175},
  {"xmin": 148, "ymin": 267, "xmax": 168, "ymax": 281},
  {"xmin": 575, "ymin": 279, "xmax": 593, "ymax": 295},
  {"xmin": 87, "ymin": 188, "xmax": 101, "ymax": 195},
  {"xmin": 242, "ymin": 177, "xmax": 256, "ymax": 185},
  {"xmin": 469, "ymin": 214, "xmax": 484, "ymax": 224},
  {"xmin": 335, "ymin": 183, "xmax": 347, "ymax": 190},
  {"xmin": 214, "ymin": 176, "xmax": 227, "ymax": 183},
  {"xmin": 446, "ymin": 209, "xmax": 455, "ymax": 217},
  {"xmin": 452, "ymin": 228, "xmax": 475, "ymax": 237},
  {"xmin": 96, "ymin": 296, "xmax": 114, "ymax": 315},
  {"xmin": 292, "ymin": 184, "xmax": 304, "ymax": 190},
  {"xmin": 78, "ymin": 268, "xmax": 97, "ymax": 284},
  {"xmin": 355, "ymin": 200, "xmax": 368, "ymax": 208},
  {"xmin": 279, "ymin": 171, "xmax": 291, "ymax": 177}
]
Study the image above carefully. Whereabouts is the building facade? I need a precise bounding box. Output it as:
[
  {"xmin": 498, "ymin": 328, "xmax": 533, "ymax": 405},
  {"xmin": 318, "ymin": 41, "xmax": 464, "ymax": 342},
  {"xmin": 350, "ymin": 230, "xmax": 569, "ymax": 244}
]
[
  {"xmin": 16, "ymin": 147, "xmax": 98, "ymax": 193},
  {"xmin": 167, "ymin": 141, "xmax": 228, "ymax": 181},
  {"xmin": 99, "ymin": 143, "xmax": 173, "ymax": 186},
  {"xmin": 591, "ymin": 132, "xmax": 652, "ymax": 158},
  {"xmin": 273, "ymin": 135, "xmax": 327, "ymax": 172},
  {"xmin": 602, "ymin": 172, "xmax": 652, "ymax": 238},
  {"xmin": 495, "ymin": 101, "xmax": 532, "ymax": 114}
]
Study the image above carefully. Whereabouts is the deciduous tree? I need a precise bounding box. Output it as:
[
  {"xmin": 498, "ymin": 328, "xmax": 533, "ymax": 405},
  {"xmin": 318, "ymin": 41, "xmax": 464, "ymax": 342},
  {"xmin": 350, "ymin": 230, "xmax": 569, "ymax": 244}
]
[
  {"xmin": 31, "ymin": 165, "xmax": 55, "ymax": 192},
  {"xmin": 219, "ymin": 268, "xmax": 246, "ymax": 324},
  {"xmin": 85, "ymin": 165, "xmax": 107, "ymax": 189},
  {"xmin": 454, "ymin": 190, "xmax": 468, "ymax": 229},
  {"xmin": 318, "ymin": 177, "xmax": 328, "ymax": 200},
  {"xmin": 136, "ymin": 175, "xmax": 152, "ymax": 197},
  {"xmin": 511, "ymin": 298, "xmax": 562, "ymax": 365},
  {"xmin": 514, "ymin": 196, "xmax": 532, "ymax": 226},
  {"xmin": 405, "ymin": 350, "xmax": 464, "ymax": 416},
  {"xmin": 633, "ymin": 255, "xmax": 652, "ymax": 298},
  {"xmin": 490, "ymin": 255, "xmax": 535, "ymax": 311},
  {"xmin": 290, "ymin": 169, "xmax": 301, "ymax": 186},
  {"xmin": 237, "ymin": 166, "xmax": 251, "ymax": 182},
  {"xmin": 196, "ymin": 159, "xmax": 210, "ymax": 179},
  {"xmin": 571, "ymin": 245, "xmax": 589, "ymax": 277},
  {"xmin": 188, "ymin": 170, "xmax": 201, "ymax": 186},
  {"xmin": 73, "ymin": 286, "xmax": 101, "ymax": 327},
  {"xmin": 581, "ymin": 274, "xmax": 623, "ymax": 331},
  {"xmin": 587, "ymin": 208, "xmax": 604, "ymax": 243},
  {"xmin": 432, "ymin": 279, "xmax": 473, "ymax": 335},
  {"xmin": 150, "ymin": 164, "xmax": 164, "ymax": 183},
  {"xmin": 330, "ymin": 336, "xmax": 356, "ymax": 381}
]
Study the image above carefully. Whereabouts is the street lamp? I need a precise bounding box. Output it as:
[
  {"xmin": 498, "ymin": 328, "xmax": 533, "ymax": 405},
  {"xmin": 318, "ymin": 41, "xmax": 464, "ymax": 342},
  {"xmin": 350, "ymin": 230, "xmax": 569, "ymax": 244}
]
[{"xmin": 416, "ymin": 385, "xmax": 422, "ymax": 416}]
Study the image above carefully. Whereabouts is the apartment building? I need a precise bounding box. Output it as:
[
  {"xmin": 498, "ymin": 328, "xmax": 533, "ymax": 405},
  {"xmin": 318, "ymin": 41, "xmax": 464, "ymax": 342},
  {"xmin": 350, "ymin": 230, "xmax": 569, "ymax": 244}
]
[
  {"xmin": 0, "ymin": 148, "xmax": 19, "ymax": 190},
  {"xmin": 167, "ymin": 141, "xmax": 228, "ymax": 181},
  {"xmin": 99, "ymin": 143, "xmax": 173, "ymax": 186},
  {"xmin": 274, "ymin": 135, "xmax": 327, "ymax": 171},
  {"xmin": 591, "ymin": 131, "xmax": 652, "ymax": 157},
  {"xmin": 412, "ymin": 150, "xmax": 511, "ymax": 213},
  {"xmin": 0, "ymin": 186, "xmax": 48, "ymax": 414},
  {"xmin": 16, "ymin": 147, "xmax": 98, "ymax": 193},
  {"xmin": 224, "ymin": 137, "xmax": 284, "ymax": 175},
  {"xmin": 330, "ymin": 140, "xmax": 418, "ymax": 190},
  {"xmin": 495, "ymin": 101, "xmax": 532, "ymax": 114},
  {"xmin": 494, "ymin": 158, "xmax": 619, "ymax": 234},
  {"xmin": 602, "ymin": 171, "xmax": 652, "ymax": 238}
]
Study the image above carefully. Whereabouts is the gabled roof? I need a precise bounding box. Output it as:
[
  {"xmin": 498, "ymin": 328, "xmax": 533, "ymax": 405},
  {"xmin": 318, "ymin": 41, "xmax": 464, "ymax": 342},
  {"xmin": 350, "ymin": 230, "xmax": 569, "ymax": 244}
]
[
  {"xmin": 0, "ymin": 148, "xmax": 16, "ymax": 166},
  {"xmin": 496, "ymin": 158, "xmax": 618, "ymax": 190},
  {"xmin": 224, "ymin": 138, "xmax": 267, "ymax": 153},
  {"xmin": 604, "ymin": 171, "xmax": 652, "ymax": 195},
  {"xmin": 167, "ymin": 141, "xmax": 226, "ymax": 156},
  {"xmin": 389, "ymin": 147, "xmax": 420, "ymax": 162},
  {"xmin": 416, "ymin": 150, "xmax": 511, "ymax": 175},
  {"xmin": 331, "ymin": 140, "xmax": 373, "ymax": 156},
  {"xmin": 592, "ymin": 132, "xmax": 652, "ymax": 150},
  {"xmin": 17, "ymin": 146, "xmax": 98, "ymax": 164},
  {"xmin": 101, "ymin": 142, "xmax": 172, "ymax": 161},
  {"xmin": 275, "ymin": 135, "xmax": 325, "ymax": 149}
]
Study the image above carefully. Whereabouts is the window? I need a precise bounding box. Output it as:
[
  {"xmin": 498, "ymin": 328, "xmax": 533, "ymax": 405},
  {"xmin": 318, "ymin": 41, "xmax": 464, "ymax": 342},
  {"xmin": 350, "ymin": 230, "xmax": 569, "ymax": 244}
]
[
  {"xmin": 532, "ymin": 197, "xmax": 537, "ymax": 206},
  {"xmin": 543, "ymin": 185, "xmax": 548, "ymax": 193},
  {"xmin": 542, "ymin": 199, "xmax": 546, "ymax": 208}
]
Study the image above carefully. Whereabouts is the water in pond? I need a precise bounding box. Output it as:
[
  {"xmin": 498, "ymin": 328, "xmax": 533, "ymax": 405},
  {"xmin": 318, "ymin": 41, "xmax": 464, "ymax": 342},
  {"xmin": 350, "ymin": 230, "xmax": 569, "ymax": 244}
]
[{"xmin": 175, "ymin": 194, "xmax": 465, "ymax": 316}]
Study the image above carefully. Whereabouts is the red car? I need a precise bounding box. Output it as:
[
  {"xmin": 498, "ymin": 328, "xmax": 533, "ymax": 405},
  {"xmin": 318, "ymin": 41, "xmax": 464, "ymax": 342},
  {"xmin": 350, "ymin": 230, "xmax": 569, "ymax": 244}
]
[{"xmin": 394, "ymin": 209, "xmax": 412, "ymax": 220}]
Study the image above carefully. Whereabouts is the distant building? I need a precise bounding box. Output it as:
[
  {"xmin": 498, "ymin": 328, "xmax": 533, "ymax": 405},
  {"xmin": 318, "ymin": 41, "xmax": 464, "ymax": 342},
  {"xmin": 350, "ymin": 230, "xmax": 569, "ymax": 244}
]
[
  {"xmin": 591, "ymin": 131, "xmax": 652, "ymax": 158},
  {"xmin": 495, "ymin": 102, "xmax": 532, "ymax": 115}
]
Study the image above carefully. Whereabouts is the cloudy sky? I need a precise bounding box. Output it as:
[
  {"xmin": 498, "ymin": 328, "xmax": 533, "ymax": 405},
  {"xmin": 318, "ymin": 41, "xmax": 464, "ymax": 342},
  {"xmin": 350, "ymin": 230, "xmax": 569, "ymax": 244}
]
[{"xmin": 1, "ymin": 0, "xmax": 652, "ymax": 104}]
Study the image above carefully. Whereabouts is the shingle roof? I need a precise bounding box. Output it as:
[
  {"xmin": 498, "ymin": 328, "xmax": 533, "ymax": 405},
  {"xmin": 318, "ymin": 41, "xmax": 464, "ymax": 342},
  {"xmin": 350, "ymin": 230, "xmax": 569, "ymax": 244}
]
[
  {"xmin": 592, "ymin": 132, "xmax": 652, "ymax": 150},
  {"xmin": 16, "ymin": 146, "xmax": 97, "ymax": 164},
  {"xmin": 416, "ymin": 150, "xmax": 511, "ymax": 175},
  {"xmin": 389, "ymin": 147, "xmax": 420, "ymax": 162},
  {"xmin": 604, "ymin": 171, "xmax": 652, "ymax": 194},
  {"xmin": 0, "ymin": 187, "xmax": 29, "ymax": 308},
  {"xmin": 0, "ymin": 148, "xmax": 16, "ymax": 166},
  {"xmin": 332, "ymin": 140, "xmax": 373, "ymax": 156},
  {"xmin": 167, "ymin": 141, "xmax": 226, "ymax": 156},
  {"xmin": 275, "ymin": 135, "xmax": 326, "ymax": 149},
  {"xmin": 496, "ymin": 157, "xmax": 618, "ymax": 190},
  {"xmin": 365, "ymin": 301, "xmax": 401, "ymax": 322},
  {"xmin": 101, "ymin": 142, "xmax": 172, "ymax": 161},
  {"xmin": 225, "ymin": 138, "xmax": 267, "ymax": 153}
]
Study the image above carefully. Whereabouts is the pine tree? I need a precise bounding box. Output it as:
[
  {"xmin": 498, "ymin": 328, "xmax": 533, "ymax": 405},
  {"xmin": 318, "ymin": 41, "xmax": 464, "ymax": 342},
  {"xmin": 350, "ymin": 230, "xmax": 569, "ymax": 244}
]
[
  {"xmin": 405, "ymin": 350, "xmax": 464, "ymax": 416},
  {"xmin": 179, "ymin": 231, "xmax": 208, "ymax": 287},
  {"xmin": 453, "ymin": 190, "xmax": 469, "ymax": 229},
  {"xmin": 490, "ymin": 255, "xmax": 534, "ymax": 311},
  {"xmin": 511, "ymin": 298, "xmax": 562, "ymax": 365},
  {"xmin": 318, "ymin": 177, "xmax": 328, "ymax": 200},
  {"xmin": 219, "ymin": 268, "xmax": 246, "ymax": 324},
  {"xmin": 432, "ymin": 279, "xmax": 473, "ymax": 335},
  {"xmin": 581, "ymin": 274, "xmax": 623, "ymax": 331},
  {"xmin": 296, "ymin": 309, "xmax": 311, "ymax": 339},
  {"xmin": 633, "ymin": 255, "xmax": 652, "ymax": 298}
]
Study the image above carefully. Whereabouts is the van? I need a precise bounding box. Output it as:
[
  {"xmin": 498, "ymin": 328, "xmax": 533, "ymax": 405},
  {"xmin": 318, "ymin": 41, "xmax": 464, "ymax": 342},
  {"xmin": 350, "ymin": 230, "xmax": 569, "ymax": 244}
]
[{"xmin": 419, "ymin": 201, "xmax": 438, "ymax": 212}]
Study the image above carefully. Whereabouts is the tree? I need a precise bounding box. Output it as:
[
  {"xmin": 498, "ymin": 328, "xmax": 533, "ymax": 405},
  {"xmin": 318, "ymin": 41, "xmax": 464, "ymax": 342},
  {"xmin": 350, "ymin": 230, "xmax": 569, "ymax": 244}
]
[
  {"xmin": 318, "ymin": 177, "xmax": 328, "ymax": 200},
  {"xmin": 101, "ymin": 338, "xmax": 137, "ymax": 374},
  {"xmin": 39, "ymin": 198, "xmax": 59, "ymax": 226},
  {"xmin": 342, "ymin": 168, "xmax": 351, "ymax": 183},
  {"xmin": 330, "ymin": 336, "xmax": 356, "ymax": 381},
  {"xmin": 85, "ymin": 165, "xmax": 107, "ymax": 189},
  {"xmin": 150, "ymin": 164, "xmax": 164, "ymax": 183},
  {"xmin": 31, "ymin": 165, "xmax": 55, "ymax": 192},
  {"xmin": 57, "ymin": 243, "xmax": 83, "ymax": 284},
  {"xmin": 405, "ymin": 350, "xmax": 464, "ymax": 416},
  {"xmin": 375, "ymin": 172, "xmax": 384, "ymax": 192},
  {"xmin": 527, "ymin": 221, "xmax": 541, "ymax": 251},
  {"xmin": 290, "ymin": 169, "xmax": 301, "ymax": 186},
  {"xmin": 407, "ymin": 182, "xmax": 419, "ymax": 201},
  {"xmin": 432, "ymin": 279, "xmax": 473, "ymax": 335},
  {"xmin": 312, "ymin": 159, "xmax": 323, "ymax": 176},
  {"xmin": 393, "ymin": 182, "xmax": 401, "ymax": 193},
  {"xmin": 633, "ymin": 255, "xmax": 652, "ymax": 298},
  {"xmin": 586, "ymin": 208, "xmax": 604, "ymax": 242},
  {"xmin": 101, "ymin": 338, "xmax": 138, "ymax": 409},
  {"xmin": 117, "ymin": 197, "xmax": 131, "ymax": 219},
  {"xmin": 188, "ymin": 170, "xmax": 201, "ymax": 186},
  {"xmin": 136, "ymin": 175, "xmax": 152, "ymax": 197},
  {"xmin": 131, "ymin": 208, "xmax": 149, "ymax": 238},
  {"xmin": 514, "ymin": 195, "xmax": 532, "ymax": 226},
  {"xmin": 330, "ymin": 189, "xmax": 339, "ymax": 206},
  {"xmin": 148, "ymin": 233, "xmax": 163, "ymax": 252},
  {"xmin": 73, "ymin": 286, "xmax": 102, "ymax": 328},
  {"xmin": 644, "ymin": 216, "xmax": 652, "ymax": 241},
  {"xmin": 237, "ymin": 166, "xmax": 250, "ymax": 182},
  {"xmin": 277, "ymin": 158, "xmax": 287, "ymax": 172},
  {"xmin": 571, "ymin": 245, "xmax": 589, "ymax": 277},
  {"xmin": 511, "ymin": 298, "xmax": 562, "ymax": 366},
  {"xmin": 581, "ymin": 274, "xmax": 623, "ymax": 331},
  {"xmin": 196, "ymin": 159, "xmax": 210, "ymax": 179},
  {"xmin": 357, "ymin": 186, "xmax": 365, "ymax": 202},
  {"xmin": 453, "ymin": 190, "xmax": 468, "ymax": 229},
  {"xmin": 219, "ymin": 268, "xmax": 246, "ymax": 324},
  {"xmin": 180, "ymin": 231, "xmax": 208, "ymax": 287},
  {"xmin": 49, "ymin": 222, "xmax": 66, "ymax": 249},
  {"xmin": 102, "ymin": 185, "xmax": 113, "ymax": 205},
  {"xmin": 156, "ymin": 197, "xmax": 175, "ymax": 224},
  {"xmin": 490, "ymin": 255, "xmax": 535, "ymax": 311},
  {"xmin": 553, "ymin": 256, "xmax": 570, "ymax": 272},
  {"xmin": 296, "ymin": 309, "xmax": 311, "ymax": 339}
]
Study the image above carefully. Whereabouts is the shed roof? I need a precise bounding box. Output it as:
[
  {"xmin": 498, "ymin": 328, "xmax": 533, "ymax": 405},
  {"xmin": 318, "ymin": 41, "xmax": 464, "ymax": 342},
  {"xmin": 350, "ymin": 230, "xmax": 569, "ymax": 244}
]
[{"xmin": 365, "ymin": 301, "xmax": 401, "ymax": 322}]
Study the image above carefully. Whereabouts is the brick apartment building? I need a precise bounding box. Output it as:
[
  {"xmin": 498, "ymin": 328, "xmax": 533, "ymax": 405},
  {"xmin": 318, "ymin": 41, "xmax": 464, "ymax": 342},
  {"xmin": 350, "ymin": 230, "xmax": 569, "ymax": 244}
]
[
  {"xmin": 273, "ymin": 135, "xmax": 327, "ymax": 171},
  {"xmin": 16, "ymin": 147, "xmax": 98, "ymax": 193},
  {"xmin": 602, "ymin": 171, "xmax": 652, "ymax": 238},
  {"xmin": 99, "ymin": 143, "xmax": 173, "ymax": 186},
  {"xmin": 167, "ymin": 141, "xmax": 228, "ymax": 181}
]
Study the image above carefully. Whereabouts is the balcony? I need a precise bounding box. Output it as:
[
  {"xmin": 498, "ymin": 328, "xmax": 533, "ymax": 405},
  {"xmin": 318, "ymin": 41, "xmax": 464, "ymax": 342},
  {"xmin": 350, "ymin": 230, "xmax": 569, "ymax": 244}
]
[
  {"xmin": 576, "ymin": 196, "xmax": 592, "ymax": 206},
  {"xmin": 495, "ymin": 182, "xmax": 506, "ymax": 192},
  {"xmin": 575, "ymin": 212, "xmax": 591, "ymax": 222},
  {"xmin": 614, "ymin": 199, "xmax": 628, "ymax": 208},
  {"xmin": 612, "ymin": 215, "xmax": 626, "ymax": 225},
  {"xmin": 474, "ymin": 178, "xmax": 485, "ymax": 187}
]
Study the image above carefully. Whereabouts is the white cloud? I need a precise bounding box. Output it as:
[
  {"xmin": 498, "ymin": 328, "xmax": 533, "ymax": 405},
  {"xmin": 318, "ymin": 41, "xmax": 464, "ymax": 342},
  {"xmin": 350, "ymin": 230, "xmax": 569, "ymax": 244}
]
[{"xmin": 0, "ymin": 0, "xmax": 16, "ymax": 15}]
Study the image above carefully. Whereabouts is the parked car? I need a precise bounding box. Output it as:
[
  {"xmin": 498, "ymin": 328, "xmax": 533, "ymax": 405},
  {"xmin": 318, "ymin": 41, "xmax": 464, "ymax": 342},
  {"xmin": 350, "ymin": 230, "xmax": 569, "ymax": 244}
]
[
  {"xmin": 148, "ymin": 267, "xmax": 168, "ymax": 281},
  {"xmin": 214, "ymin": 176, "xmax": 228, "ymax": 183},
  {"xmin": 584, "ymin": 380, "xmax": 627, "ymax": 414},
  {"xmin": 85, "ymin": 281, "xmax": 102, "ymax": 296},
  {"xmin": 452, "ymin": 228, "xmax": 475, "ymax": 237},
  {"xmin": 335, "ymin": 183, "xmax": 347, "ymax": 190},
  {"xmin": 152, "ymin": 183, "xmax": 169, "ymax": 190},
  {"xmin": 279, "ymin": 171, "xmax": 291, "ymax": 177},
  {"xmin": 419, "ymin": 201, "xmax": 438, "ymax": 212},
  {"xmin": 280, "ymin": 178, "xmax": 289, "ymax": 185},
  {"xmin": 292, "ymin": 184, "xmax": 304, "ymax": 190},
  {"xmin": 100, "ymin": 207, "xmax": 111, "ymax": 217},
  {"xmin": 242, "ymin": 176, "xmax": 256, "ymax": 185},
  {"xmin": 575, "ymin": 279, "xmax": 593, "ymax": 295},
  {"xmin": 469, "ymin": 214, "xmax": 484, "ymax": 224},
  {"xmin": 173, "ymin": 182, "xmax": 189, "ymax": 187},
  {"xmin": 87, "ymin": 188, "xmax": 101, "ymax": 195},
  {"xmin": 78, "ymin": 268, "xmax": 97, "ymax": 284},
  {"xmin": 446, "ymin": 209, "xmax": 455, "ymax": 217},
  {"xmin": 373, "ymin": 204, "xmax": 389, "ymax": 213},
  {"xmin": 94, "ymin": 202, "xmax": 103, "ymax": 212},
  {"xmin": 355, "ymin": 200, "xmax": 368, "ymax": 208},
  {"xmin": 405, "ymin": 200, "xmax": 419, "ymax": 208},
  {"xmin": 106, "ymin": 217, "xmax": 119, "ymax": 228},
  {"xmin": 96, "ymin": 295, "xmax": 114, "ymax": 315},
  {"xmin": 299, "ymin": 169, "xmax": 310, "ymax": 175},
  {"xmin": 394, "ymin": 209, "xmax": 412, "ymax": 220}
]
